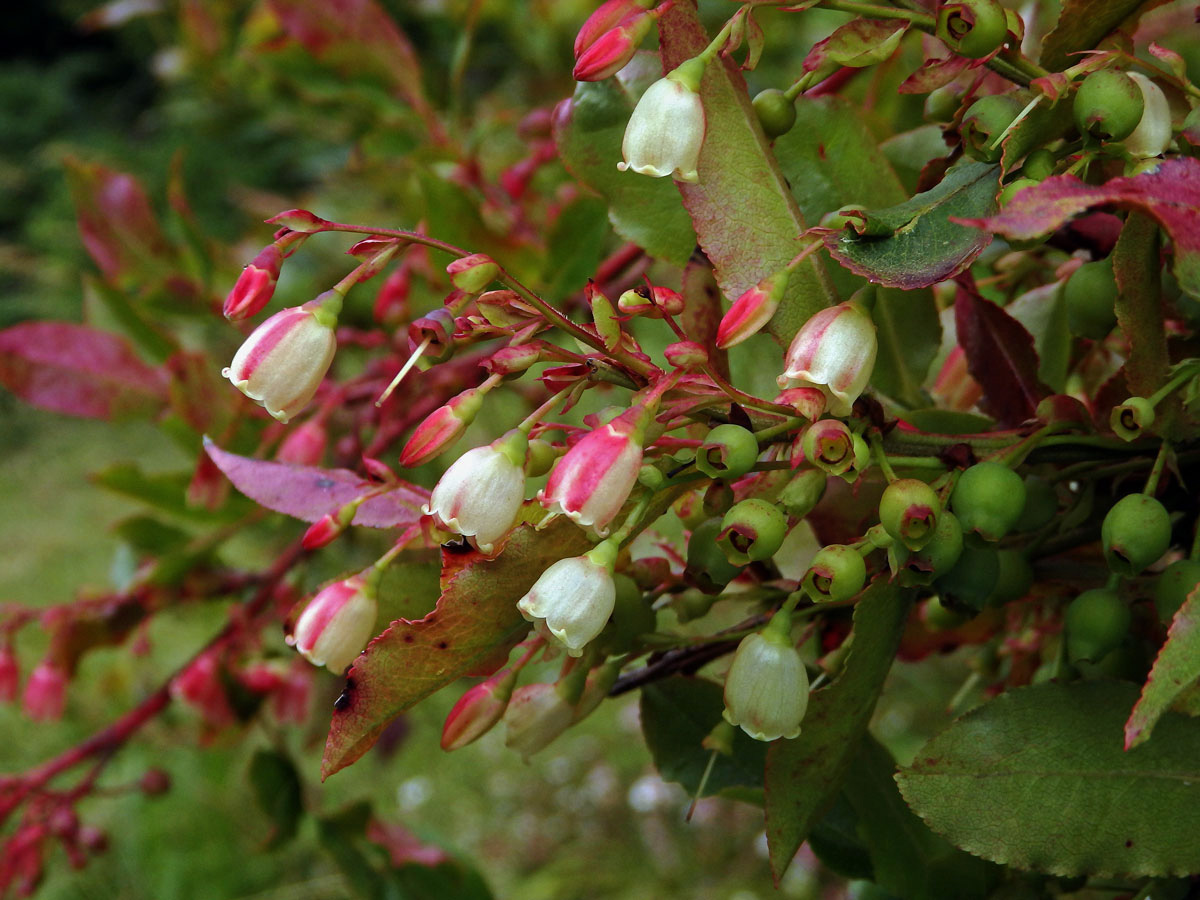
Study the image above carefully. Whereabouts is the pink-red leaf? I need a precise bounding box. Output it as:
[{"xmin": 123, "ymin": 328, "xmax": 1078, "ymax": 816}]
[
  {"xmin": 321, "ymin": 517, "xmax": 593, "ymax": 777},
  {"xmin": 966, "ymin": 158, "xmax": 1200, "ymax": 300},
  {"xmin": 0, "ymin": 321, "xmax": 168, "ymax": 420},
  {"xmin": 954, "ymin": 287, "xmax": 1048, "ymax": 427},
  {"xmin": 204, "ymin": 438, "xmax": 427, "ymax": 527},
  {"xmin": 65, "ymin": 158, "xmax": 173, "ymax": 285}
]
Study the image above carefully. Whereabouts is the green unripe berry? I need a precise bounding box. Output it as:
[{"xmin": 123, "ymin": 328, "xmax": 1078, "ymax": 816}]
[
  {"xmin": 696, "ymin": 424, "xmax": 760, "ymax": 480},
  {"xmin": 1063, "ymin": 257, "xmax": 1119, "ymax": 340},
  {"xmin": 879, "ymin": 478, "xmax": 942, "ymax": 551},
  {"xmin": 1021, "ymin": 148, "xmax": 1057, "ymax": 181},
  {"xmin": 999, "ymin": 177, "xmax": 1038, "ymax": 208},
  {"xmin": 924, "ymin": 85, "xmax": 963, "ymax": 123},
  {"xmin": 752, "ymin": 89, "xmax": 797, "ymax": 139},
  {"xmin": 1110, "ymin": 396, "xmax": 1155, "ymax": 442},
  {"xmin": 674, "ymin": 587, "xmax": 718, "ymax": 623},
  {"xmin": 950, "ymin": 461, "xmax": 1027, "ymax": 541},
  {"xmin": 898, "ymin": 511, "xmax": 964, "ymax": 586},
  {"xmin": 803, "ymin": 544, "xmax": 867, "ymax": 602},
  {"xmin": 717, "ymin": 499, "xmax": 788, "ymax": 566},
  {"xmin": 1065, "ymin": 588, "xmax": 1130, "ymax": 663},
  {"xmin": 936, "ymin": 0, "xmax": 1008, "ymax": 59},
  {"xmin": 1073, "ymin": 70, "xmax": 1145, "ymax": 142},
  {"xmin": 935, "ymin": 544, "xmax": 1000, "ymax": 611},
  {"xmin": 990, "ymin": 549, "xmax": 1034, "ymax": 606},
  {"xmin": 1102, "ymin": 493, "xmax": 1172, "ymax": 576},
  {"xmin": 1155, "ymin": 559, "xmax": 1200, "ymax": 623},
  {"xmin": 1013, "ymin": 475, "xmax": 1057, "ymax": 531},
  {"xmin": 687, "ymin": 518, "xmax": 742, "ymax": 592},
  {"xmin": 923, "ymin": 595, "xmax": 970, "ymax": 630},
  {"xmin": 962, "ymin": 95, "xmax": 1025, "ymax": 163}
]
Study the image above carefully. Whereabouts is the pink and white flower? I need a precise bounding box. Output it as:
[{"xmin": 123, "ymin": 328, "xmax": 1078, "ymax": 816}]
[
  {"xmin": 425, "ymin": 430, "xmax": 527, "ymax": 554},
  {"xmin": 223, "ymin": 295, "xmax": 340, "ymax": 423},
  {"xmin": 517, "ymin": 541, "xmax": 618, "ymax": 656},
  {"xmin": 778, "ymin": 302, "xmax": 877, "ymax": 417},
  {"xmin": 289, "ymin": 574, "xmax": 378, "ymax": 673},
  {"xmin": 618, "ymin": 58, "xmax": 706, "ymax": 183}
]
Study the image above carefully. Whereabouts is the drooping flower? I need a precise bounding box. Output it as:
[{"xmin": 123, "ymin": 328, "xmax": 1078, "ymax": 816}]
[
  {"xmin": 517, "ymin": 540, "xmax": 618, "ymax": 656},
  {"xmin": 618, "ymin": 57, "xmax": 706, "ymax": 183},
  {"xmin": 778, "ymin": 302, "xmax": 877, "ymax": 417},
  {"xmin": 223, "ymin": 293, "xmax": 340, "ymax": 423},
  {"xmin": 539, "ymin": 402, "xmax": 653, "ymax": 535},
  {"xmin": 722, "ymin": 611, "xmax": 809, "ymax": 742},
  {"xmin": 289, "ymin": 573, "xmax": 378, "ymax": 673},
  {"xmin": 425, "ymin": 430, "xmax": 527, "ymax": 554}
]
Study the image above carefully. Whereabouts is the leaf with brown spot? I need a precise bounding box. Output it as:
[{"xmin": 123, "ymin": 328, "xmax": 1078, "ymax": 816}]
[{"xmin": 321, "ymin": 516, "xmax": 593, "ymax": 777}]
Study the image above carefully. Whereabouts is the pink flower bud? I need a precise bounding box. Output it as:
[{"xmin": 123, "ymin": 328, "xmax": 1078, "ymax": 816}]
[
  {"xmin": 223, "ymin": 245, "xmax": 282, "ymax": 320},
  {"xmin": 778, "ymin": 302, "xmax": 877, "ymax": 417},
  {"xmin": 446, "ymin": 254, "xmax": 500, "ymax": 293},
  {"xmin": 617, "ymin": 285, "xmax": 685, "ymax": 317},
  {"xmin": 171, "ymin": 651, "xmax": 235, "ymax": 726},
  {"xmin": 223, "ymin": 298, "xmax": 339, "ymax": 423},
  {"xmin": 618, "ymin": 58, "xmax": 706, "ymax": 183},
  {"xmin": 0, "ymin": 644, "xmax": 19, "ymax": 703},
  {"xmin": 23, "ymin": 661, "xmax": 66, "ymax": 721},
  {"xmin": 264, "ymin": 208, "xmax": 329, "ymax": 233},
  {"xmin": 723, "ymin": 612, "xmax": 809, "ymax": 742},
  {"xmin": 574, "ymin": 0, "xmax": 646, "ymax": 56},
  {"xmin": 503, "ymin": 682, "xmax": 575, "ymax": 760},
  {"xmin": 276, "ymin": 419, "xmax": 328, "ymax": 465},
  {"xmin": 441, "ymin": 668, "xmax": 517, "ymax": 751},
  {"xmin": 664, "ymin": 340, "xmax": 708, "ymax": 369},
  {"xmin": 517, "ymin": 541, "xmax": 618, "ymax": 656},
  {"xmin": 301, "ymin": 507, "xmax": 351, "ymax": 550},
  {"xmin": 425, "ymin": 431, "xmax": 527, "ymax": 554},
  {"xmin": 484, "ymin": 342, "xmax": 545, "ymax": 376},
  {"xmin": 775, "ymin": 387, "xmax": 827, "ymax": 422},
  {"xmin": 399, "ymin": 386, "xmax": 486, "ymax": 468},
  {"xmin": 289, "ymin": 574, "xmax": 378, "ymax": 673},
  {"xmin": 717, "ymin": 269, "xmax": 788, "ymax": 349},
  {"xmin": 539, "ymin": 405, "xmax": 649, "ymax": 535},
  {"xmin": 574, "ymin": 8, "xmax": 653, "ymax": 81}
]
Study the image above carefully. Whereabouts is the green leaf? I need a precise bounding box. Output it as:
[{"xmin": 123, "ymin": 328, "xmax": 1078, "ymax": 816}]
[
  {"xmin": 658, "ymin": 3, "xmax": 838, "ymax": 344},
  {"xmin": 844, "ymin": 735, "xmax": 1000, "ymax": 900},
  {"xmin": 317, "ymin": 803, "xmax": 390, "ymax": 900},
  {"xmin": 83, "ymin": 276, "xmax": 178, "ymax": 364},
  {"xmin": 640, "ymin": 676, "xmax": 768, "ymax": 803},
  {"xmin": 1007, "ymin": 283, "xmax": 1071, "ymax": 393},
  {"xmin": 248, "ymin": 749, "xmax": 304, "ymax": 849},
  {"xmin": 900, "ymin": 409, "xmax": 995, "ymax": 434},
  {"xmin": 806, "ymin": 794, "xmax": 876, "ymax": 882},
  {"xmin": 91, "ymin": 462, "xmax": 243, "ymax": 524},
  {"xmin": 1113, "ymin": 213, "xmax": 1171, "ymax": 406},
  {"xmin": 869, "ymin": 286, "xmax": 941, "ymax": 408},
  {"xmin": 1040, "ymin": 0, "xmax": 1166, "ymax": 71},
  {"xmin": 897, "ymin": 680, "xmax": 1200, "ymax": 878},
  {"xmin": 824, "ymin": 161, "xmax": 1000, "ymax": 290},
  {"xmin": 321, "ymin": 516, "xmax": 593, "ymax": 778},
  {"xmin": 764, "ymin": 579, "xmax": 911, "ymax": 881},
  {"xmin": 541, "ymin": 196, "xmax": 609, "ymax": 303},
  {"xmin": 554, "ymin": 74, "xmax": 696, "ymax": 267},
  {"xmin": 772, "ymin": 96, "xmax": 908, "ymax": 300},
  {"xmin": 1126, "ymin": 585, "xmax": 1200, "ymax": 748}
]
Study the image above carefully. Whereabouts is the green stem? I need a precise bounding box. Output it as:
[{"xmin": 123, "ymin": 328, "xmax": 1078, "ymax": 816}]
[
  {"xmin": 698, "ymin": 17, "xmax": 737, "ymax": 64},
  {"xmin": 869, "ymin": 433, "xmax": 898, "ymax": 483},
  {"xmin": 1146, "ymin": 361, "xmax": 1200, "ymax": 408},
  {"xmin": 819, "ymin": 0, "xmax": 934, "ymax": 26},
  {"xmin": 753, "ymin": 416, "xmax": 807, "ymax": 444},
  {"xmin": 1143, "ymin": 441, "xmax": 1170, "ymax": 496}
]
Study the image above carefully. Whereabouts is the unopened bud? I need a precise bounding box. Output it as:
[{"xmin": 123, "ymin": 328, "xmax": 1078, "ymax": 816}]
[
  {"xmin": 224, "ymin": 244, "xmax": 282, "ymax": 320},
  {"xmin": 139, "ymin": 768, "xmax": 171, "ymax": 796},
  {"xmin": 264, "ymin": 208, "xmax": 329, "ymax": 233},
  {"xmin": 776, "ymin": 387, "xmax": 827, "ymax": 422},
  {"xmin": 485, "ymin": 341, "xmax": 545, "ymax": 376},
  {"xmin": 618, "ymin": 285, "xmax": 685, "ymax": 318},
  {"xmin": 289, "ymin": 573, "xmax": 378, "ymax": 673},
  {"xmin": 664, "ymin": 340, "xmax": 708, "ymax": 369},
  {"xmin": 441, "ymin": 668, "xmax": 517, "ymax": 750},
  {"xmin": 276, "ymin": 419, "xmax": 327, "ymax": 466},
  {"xmin": 588, "ymin": 281, "xmax": 623, "ymax": 351},
  {"xmin": 301, "ymin": 500, "xmax": 360, "ymax": 550},
  {"xmin": 23, "ymin": 661, "xmax": 66, "ymax": 721},
  {"xmin": 717, "ymin": 269, "xmax": 788, "ymax": 349},
  {"xmin": 447, "ymin": 254, "xmax": 500, "ymax": 293},
  {"xmin": 399, "ymin": 386, "xmax": 487, "ymax": 468},
  {"xmin": 779, "ymin": 302, "xmax": 877, "ymax": 416}
]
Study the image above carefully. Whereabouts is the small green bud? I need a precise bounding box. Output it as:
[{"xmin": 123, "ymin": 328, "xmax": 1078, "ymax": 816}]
[
  {"xmin": 752, "ymin": 89, "xmax": 797, "ymax": 139},
  {"xmin": 1021, "ymin": 148, "xmax": 1057, "ymax": 181},
  {"xmin": 950, "ymin": 462, "xmax": 1027, "ymax": 541},
  {"xmin": 1065, "ymin": 588, "xmax": 1130, "ymax": 663},
  {"xmin": 687, "ymin": 518, "xmax": 743, "ymax": 592},
  {"xmin": 778, "ymin": 468, "xmax": 827, "ymax": 519}
]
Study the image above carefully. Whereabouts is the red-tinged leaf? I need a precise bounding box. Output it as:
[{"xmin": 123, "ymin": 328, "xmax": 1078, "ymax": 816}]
[
  {"xmin": 1039, "ymin": 0, "xmax": 1167, "ymax": 71},
  {"xmin": 265, "ymin": 0, "xmax": 438, "ymax": 135},
  {"xmin": 204, "ymin": 438, "xmax": 427, "ymax": 528},
  {"xmin": 765, "ymin": 580, "xmax": 911, "ymax": 881},
  {"xmin": 954, "ymin": 287, "xmax": 1048, "ymax": 427},
  {"xmin": 965, "ymin": 158, "xmax": 1200, "ymax": 301},
  {"xmin": 658, "ymin": 3, "xmax": 838, "ymax": 345},
  {"xmin": 321, "ymin": 518, "xmax": 593, "ymax": 777},
  {"xmin": 0, "ymin": 321, "xmax": 168, "ymax": 420},
  {"xmin": 1126, "ymin": 584, "xmax": 1200, "ymax": 749},
  {"xmin": 64, "ymin": 158, "xmax": 173, "ymax": 285},
  {"xmin": 898, "ymin": 54, "xmax": 971, "ymax": 94}
]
